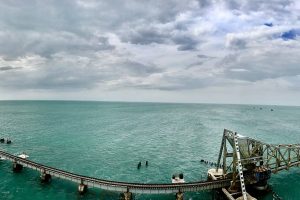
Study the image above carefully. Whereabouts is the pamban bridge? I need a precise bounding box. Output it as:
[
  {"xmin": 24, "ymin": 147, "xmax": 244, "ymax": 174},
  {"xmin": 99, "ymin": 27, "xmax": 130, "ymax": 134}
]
[{"xmin": 1, "ymin": 129, "xmax": 299, "ymax": 200}]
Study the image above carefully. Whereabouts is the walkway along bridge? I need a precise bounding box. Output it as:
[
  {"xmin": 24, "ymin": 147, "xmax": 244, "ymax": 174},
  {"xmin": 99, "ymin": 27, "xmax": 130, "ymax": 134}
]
[{"xmin": 1, "ymin": 129, "xmax": 300, "ymax": 200}]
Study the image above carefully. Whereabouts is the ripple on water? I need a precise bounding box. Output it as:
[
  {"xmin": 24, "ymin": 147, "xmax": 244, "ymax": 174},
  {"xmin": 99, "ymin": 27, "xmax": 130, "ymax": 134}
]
[{"xmin": 1, "ymin": 101, "xmax": 300, "ymax": 199}]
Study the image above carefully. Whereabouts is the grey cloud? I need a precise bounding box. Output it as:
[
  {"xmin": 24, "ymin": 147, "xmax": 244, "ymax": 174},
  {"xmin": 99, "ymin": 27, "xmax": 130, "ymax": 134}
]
[
  {"xmin": 0, "ymin": 66, "xmax": 22, "ymax": 71},
  {"xmin": 222, "ymin": 43, "xmax": 300, "ymax": 82},
  {"xmin": 0, "ymin": 31, "xmax": 114, "ymax": 59},
  {"xmin": 219, "ymin": 54, "xmax": 238, "ymax": 65},
  {"xmin": 1, "ymin": 0, "xmax": 300, "ymax": 95},
  {"xmin": 174, "ymin": 20, "xmax": 193, "ymax": 31},
  {"xmin": 0, "ymin": 0, "xmax": 197, "ymax": 32},
  {"xmin": 34, "ymin": 75, "xmax": 97, "ymax": 90},
  {"xmin": 197, "ymin": 54, "xmax": 216, "ymax": 59},
  {"xmin": 0, "ymin": 65, "xmax": 100, "ymax": 90},
  {"xmin": 173, "ymin": 35, "xmax": 199, "ymax": 51},
  {"xmin": 222, "ymin": 24, "xmax": 300, "ymax": 83},
  {"xmin": 225, "ymin": 64, "xmax": 300, "ymax": 82},
  {"xmin": 228, "ymin": 38, "xmax": 247, "ymax": 49},
  {"xmin": 186, "ymin": 54, "xmax": 217, "ymax": 69},
  {"xmin": 135, "ymin": 75, "xmax": 219, "ymax": 91},
  {"xmin": 0, "ymin": 55, "xmax": 163, "ymax": 91},
  {"xmin": 119, "ymin": 61, "xmax": 163, "ymax": 76},
  {"xmin": 0, "ymin": 0, "xmax": 202, "ymax": 59},
  {"xmin": 185, "ymin": 62, "xmax": 204, "ymax": 69},
  {"xmin": 123, "ymin": 27, "xmax": 169, "ymax": 45},
  {"xmin": 122, "ymin": 25, "xmax": 202, "ymax": 51},
  {"xmin": 197, "ymin": 0, "xmax": 212, "ymax": 8},
  {"xmin": 223, "ymin": 0, "xmax": 293, "ymax": 13},
  {"xmin": 197, "ymin": 54, "xmax": 210, "ymax": 58},
  {"xmin": 225, "ymin": 26, "xmax": 300, "ymax": 50}
]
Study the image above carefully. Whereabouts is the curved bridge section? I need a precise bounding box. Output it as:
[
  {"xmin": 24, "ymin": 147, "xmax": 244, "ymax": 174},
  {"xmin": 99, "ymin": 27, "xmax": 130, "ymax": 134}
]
[{"xmin": 0, "ymin": 150, "xmax": 230, "ymax": 194}]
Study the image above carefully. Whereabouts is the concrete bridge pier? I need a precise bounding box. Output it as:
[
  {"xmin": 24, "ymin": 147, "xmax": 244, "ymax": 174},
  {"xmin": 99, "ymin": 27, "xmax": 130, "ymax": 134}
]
[
  {"xmin": 78, "ymin": 179, "xmax": 88, "ymax": 195},
  {"xmin": 40, "ymin": 170, "xmax": 52, "ymax": 183},
  {"xmin": 176, "ymin": 191, "xmax": 184, "ymax": 200},
  {"xmin": 120, "ymin": 189, "xmax": 132, "ymax": 200},
  {"xmin": 12, "ymin": 162, "xmax": 23, "ymax": 172}
]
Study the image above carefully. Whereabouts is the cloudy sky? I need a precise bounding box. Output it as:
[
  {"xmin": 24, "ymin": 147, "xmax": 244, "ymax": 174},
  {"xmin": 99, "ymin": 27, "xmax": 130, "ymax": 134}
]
[{"xmin": 0, "ymin": 0, "xmax": 300, "ymax": 105}]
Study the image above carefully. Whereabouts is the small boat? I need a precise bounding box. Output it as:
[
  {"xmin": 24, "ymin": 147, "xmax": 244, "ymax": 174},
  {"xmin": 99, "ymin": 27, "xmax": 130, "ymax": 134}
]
[
  {"xmin": 0, "ymin": 156, "xmax": 5, "ymax": 161},
  {"xmin": 17, "ymin": 152, "xmax": 29, "ymax": 159},
  {"xmin": 172, "ymin": 173, "xmax": 185, "ymax": 183}
]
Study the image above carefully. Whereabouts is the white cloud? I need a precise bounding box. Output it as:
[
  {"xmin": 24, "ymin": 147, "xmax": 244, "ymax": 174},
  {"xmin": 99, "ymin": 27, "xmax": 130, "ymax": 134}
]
[{"xmin": 0, "ymin": 0, "xmax": 300, "ymax": 105}]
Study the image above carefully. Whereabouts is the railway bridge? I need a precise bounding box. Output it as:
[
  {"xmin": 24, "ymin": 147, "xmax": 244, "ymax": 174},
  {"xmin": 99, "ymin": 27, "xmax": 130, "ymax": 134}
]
[
  {"xmin": 0, "ymin": 149, "xmax": 230, "ymax": 199},
  {"xmin": 1, "ymin": 129, "xmax": 300, "ymax": 200}
]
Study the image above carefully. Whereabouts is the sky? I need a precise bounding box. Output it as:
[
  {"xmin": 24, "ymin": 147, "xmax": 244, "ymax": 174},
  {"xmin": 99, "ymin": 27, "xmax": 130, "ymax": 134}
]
[{"xmin": 0, "ymin": 0, "xmax": 300, "ymax": 105}]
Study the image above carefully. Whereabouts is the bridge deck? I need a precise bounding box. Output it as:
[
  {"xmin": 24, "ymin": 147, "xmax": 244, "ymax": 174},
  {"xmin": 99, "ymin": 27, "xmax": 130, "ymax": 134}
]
[{"xmin": 0, "ymin": 150, "xmax": 230, "ymax": 194}]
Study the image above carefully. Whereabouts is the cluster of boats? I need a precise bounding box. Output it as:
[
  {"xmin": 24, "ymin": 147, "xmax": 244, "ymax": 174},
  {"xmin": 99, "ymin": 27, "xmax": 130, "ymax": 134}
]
[{"xmin": 171, "ymin": 173, "xmax": 185, "ymax": 183}]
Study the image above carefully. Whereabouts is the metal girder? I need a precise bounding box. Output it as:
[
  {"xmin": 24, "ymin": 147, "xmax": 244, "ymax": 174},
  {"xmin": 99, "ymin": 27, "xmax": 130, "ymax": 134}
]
[{"xmin": 216, "ymin": 129, "xmax": 300, "ymax": 197}]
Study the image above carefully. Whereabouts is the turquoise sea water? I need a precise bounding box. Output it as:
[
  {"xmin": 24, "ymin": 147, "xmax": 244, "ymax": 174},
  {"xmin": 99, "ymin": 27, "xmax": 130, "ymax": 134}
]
[{"xmin": 1, "ymin": 101, "xmax": 300, "ymax": 200}]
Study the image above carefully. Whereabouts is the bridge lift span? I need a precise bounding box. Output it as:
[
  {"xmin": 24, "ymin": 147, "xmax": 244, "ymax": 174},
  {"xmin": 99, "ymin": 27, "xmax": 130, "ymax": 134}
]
[{"xmin": 208, "ymin": 129, "xmax": 300, "ymax": 200}]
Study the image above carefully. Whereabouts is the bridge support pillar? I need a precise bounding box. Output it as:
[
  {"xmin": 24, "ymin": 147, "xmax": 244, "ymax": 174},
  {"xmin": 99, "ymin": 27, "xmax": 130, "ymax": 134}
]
[
  {"xmin": 120, "ymin": 191, "xmax": 132, "ymax": 200},
  {"xmin": 40, "ymin": 171, "xmax": 51, "ymax": 183},
  {"xmin": 253, "ymin": 179, "xmax": 268, "ymax": 191},
  {"xmin": 13, "ymin": 162, "xmax": 23, "ymax": 172},
  {"xmin": 176, "ymin": 192, "xmax": 184, "ymax": 200},
  {"xmin": 78, "ymin": 183, "xmax": 88, "ymax": 194}
]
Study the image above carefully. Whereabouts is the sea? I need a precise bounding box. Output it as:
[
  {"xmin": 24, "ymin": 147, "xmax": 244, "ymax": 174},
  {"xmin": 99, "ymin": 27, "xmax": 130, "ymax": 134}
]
[{"xmin": 0, "ymin": 100, "xmax": 300, "ymax": 200}]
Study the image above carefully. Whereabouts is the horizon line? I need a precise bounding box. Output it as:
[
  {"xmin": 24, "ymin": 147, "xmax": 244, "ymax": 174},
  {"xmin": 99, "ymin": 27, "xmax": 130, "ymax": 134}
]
[{"xmin": 0, "ymin": 99, "xmax": 299, "ymax": 107}]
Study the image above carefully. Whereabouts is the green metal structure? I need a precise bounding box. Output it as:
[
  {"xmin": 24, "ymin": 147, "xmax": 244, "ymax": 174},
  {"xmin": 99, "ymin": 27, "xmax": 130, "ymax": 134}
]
[{"xmin": 216, "ymin": 129, "xmax": 300, "ymax": 200}]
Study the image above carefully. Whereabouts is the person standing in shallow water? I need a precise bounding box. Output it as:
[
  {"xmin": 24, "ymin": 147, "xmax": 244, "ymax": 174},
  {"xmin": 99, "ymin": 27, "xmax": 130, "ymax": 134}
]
[
  {"xmin": 137, "ymin": 161, "xmax": 148, "ymax": 169},
  {"xmin": 137, "ymin": 161, "xmax": 141, "ymax": 169}
]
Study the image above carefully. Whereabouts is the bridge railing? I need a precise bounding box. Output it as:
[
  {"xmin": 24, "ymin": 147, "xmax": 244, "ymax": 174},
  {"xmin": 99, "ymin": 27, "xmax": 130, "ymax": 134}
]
[{"xmin": 0, "ymin": 150, "xmax": 231, "ymax": 194}]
